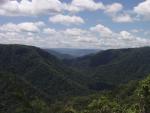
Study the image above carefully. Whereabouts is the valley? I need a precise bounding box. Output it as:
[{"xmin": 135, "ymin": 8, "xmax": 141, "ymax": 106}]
[{"xmin": 0, "ymin": 44, "xmax": 150, "ymax": 113}]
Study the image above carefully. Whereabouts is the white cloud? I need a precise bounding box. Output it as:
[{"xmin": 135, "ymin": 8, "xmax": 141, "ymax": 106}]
[
  {"xmin": 63, "ymin": 3, "xmax": 81, "ymax": 13},
  {"xmin": 0, "ymin": 0, "xmax": 62, "ymax": 16},
  {"xmin": 49, "ymin": 14, "xmax": 84, "ymax": 25},
  {"xmin": 89, "ymin": 24, "xmax": 150, "ymax": 49},
  {"xmin": 43, "ymin": 28, "xmax": 57, "ymax": 34},
  {"xmin": 70, "ymin": 0, "xmax": 105, "ymax": 11},
  {"xmin": 0, "ymin": 23, "xmax": 20, "ymax": 32},
  {"xmin": 112, "ymin": 14, "xmax": 133, "ymax": 23},
  {"xmin": 18, "ymin": 22, "xmax": 40, "ymax": 32},
  {"xmin": 0, "ymin": 0, "xmax": 105, "ymax": 15},
  {"xmin": 119, "ymin": 31, "xmax": 133, "ymax": 40},
  {"xmin": 134, "ymin": 0, "xmax": 150, "ymax": 20},
  {"xmin": 0, "ymin": 0, "xmax": 105, "ymax": 16},
  {"xmin": 0, "ymin": 0, "xmax": 136, "ymax": 25},
  {"xmin": 75, "ymin": 36, "xmax": 99, "ymax": 44},
  {"xmin": 0, "ymin": 0, "xmax": 124, "ymax": 16},
  {"xmin": 90, "ymin": 24, "xmax": 113, "ymax": 37},
  {"xmin": 0, "ymin": 0, "xmax": 146, "ymax": 25},
  {"xmin": 103, "ymin": 2, "xmax": 134, "ymax": 23},
  {"xmin": 35, "ymin": 21, "xmax": 46, "ymax": 27},
  {"xmin": 130, "ymin": 29, "xmax": 141, "ymax": 33},
  {"xmin": 105, "ymin": 3, "xmax": 123, "ymax": 14},
  {"xmin": 64, "ymin": 28, "xmax": 87, "ymax": 36},
  {"xmin": 0, "ymin": 21, "xmax": 150, "ymax": 49},
  {"xmin": 0, "ymin": 21, "xmax": 43, "ymax": 32}
]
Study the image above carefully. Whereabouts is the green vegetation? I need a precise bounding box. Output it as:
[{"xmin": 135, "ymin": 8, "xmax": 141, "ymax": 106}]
[
  {"xmin": 50, "ymin": 75, "xmax": 150, "ymax": 113},
  {"xmin": 64, "ymin": 47, "xmax": 150, "ymax": 88},
  {"xmin": 2, "ymin": 72, "xmax": 150, "ymax": 113},
  {"xmin": 0, "ymin": 73, "xmax": 50, "ymax": 113},
  {"xmin": 0, "ymin": 44, "xmax": 90, "ymax": 99},
  {"xmin": 0, "ymin": 44, "xmax": 150, "ymax": 113}
]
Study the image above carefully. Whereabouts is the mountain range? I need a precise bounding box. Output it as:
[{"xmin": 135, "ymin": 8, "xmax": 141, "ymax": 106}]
[
  {"xmin": 46, "ymin": 48, "xmax": 100, "ymax": 58},
  {"xmin": 64, "ymin": 47, "xmax": 150, "ymax": 87},
  {"xmin": 0, "ymin": 44, "xmax": 150, "ymax": 113}
]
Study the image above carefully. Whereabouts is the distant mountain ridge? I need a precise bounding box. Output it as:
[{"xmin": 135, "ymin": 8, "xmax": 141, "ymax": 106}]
[
  {"xmin": 47, "ymin": 48, "xmax": 100, "ymax": 58},
  {"xmin": 45, "ymin": 49, "xmax": 75, "ymax": 59}
]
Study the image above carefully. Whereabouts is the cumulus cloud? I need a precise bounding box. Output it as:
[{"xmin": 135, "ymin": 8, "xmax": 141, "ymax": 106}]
[
  {"xmin": 119, "ymin": 31, "xmax": 134, "ymax": 40},
  {"xmin": 49, "ymin": 14, "xmax": 84, "ymax": 25},
  {"xmin": 90, "ymin": 24, "xmax": 113, "ymax": 37},
  {"xmin": 0, "ymin": 1, "xmax": 149, "ymax": 49},
  {"xmin": 0, "ymin": 22, "xmax": 43, "ymax": 32},
  {"xmin": 43, "ymin": 28, "xmax": 57, "ymax": 35},
  {"xmin": 63, "ymin": 3, "xmax": 81, "ymax": 13},
  {"xmin": 70, "ymin": 0, "xmax": 105, "ymax": 11},
  {"xmin": 0, "ymin": 21, "xmax": 149, "ymax": 49},
  {"xmin": 0, "ymin": 0, "xmax": 136, "ymax": 24},
  {"xmin": 34, "ymin": 21, "xmax": 46, "ymax": 27},
  {"xmin": 134, "ymin": 0, "xmax": 150, "ymax": 20},
  {"xmin": 112, "ymin": 14, "xmax": 133, "ymax": 23},
  {"xmin": 0, "ymin": 0, "xmax": 148, "ymax": 25},
  {"xmin": 0, "ymin": 0, "xmax": 62, "ymax": 16},
  {"xmin": 105, "ymin": 3, "xmax": 123, "ymax": 14},
  {"xmin": 64, "ymin": 28, "xmax": 87, "ymax": 36},
  {"xmin": 17, "ymin": 22, "xmax": 40, "ymax": 32},
  {"xmin": 103, "ymin": 2, "xmax": 134, "ymax": 23},
  {"xmin": 0, "ymin": 0, "xmax": 106, "ymax": 16},
  {"xmin": 89, "ymin": 24, "xmax": 150, "ymax": 49}
]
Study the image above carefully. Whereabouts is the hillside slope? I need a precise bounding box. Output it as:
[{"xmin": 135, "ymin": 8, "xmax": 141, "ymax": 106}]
[
  {"xmin": 1, "ymin": 44, "xmax": 150, "ymax": 113},
  {"xmin": 64, "ymin": 47, "xmax": 150, "ymax": 87},
  {"xmin": 52, "ymin": 75, "xmax": 150, "ymax": 113},
  {"xmin": 0, "ymin": 72, "xmax": 51, "ymax": 113},
  {"xmin": 0, "ymin": 44, "xmax": 90, "ymax": 99}
]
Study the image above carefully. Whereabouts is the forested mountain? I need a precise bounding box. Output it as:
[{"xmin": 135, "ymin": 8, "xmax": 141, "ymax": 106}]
[
  {"xmin": 0, "ymin": 44, "xmax": 90, "ymax": 99},
  {"xmin": 51, "ymin": 75, "xmax": 150, "ymax": 113},
  {"xmin": 64, "ymin": 47, "xmax": 150, "ymax": 87},
  {"xmin": 1, "ymin": 44, "xmax": 150, "ymax": 113},
  {"xmin": 1, "ymin": 70, "xmax": 150, "ymax": 113},
  {"xmin": 0, "ymin": 73, "xmax": 51, "ymax": 113}
]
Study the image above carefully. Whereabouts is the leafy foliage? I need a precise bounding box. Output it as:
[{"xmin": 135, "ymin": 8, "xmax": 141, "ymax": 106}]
[{"xmin": 50, "ymin": 75, "xmax": 150, "ymax": 113}]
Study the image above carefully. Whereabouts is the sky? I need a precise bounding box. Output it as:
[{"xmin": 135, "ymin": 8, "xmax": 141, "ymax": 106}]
[{"xmin": 0, "ymin": 0, "xmax": 150, "ymax": 49}]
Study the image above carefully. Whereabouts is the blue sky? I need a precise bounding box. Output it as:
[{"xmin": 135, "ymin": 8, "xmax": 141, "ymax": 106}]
[{"xmin": 0, "ymin": 0, "xmax": 150, "ymax": 49}]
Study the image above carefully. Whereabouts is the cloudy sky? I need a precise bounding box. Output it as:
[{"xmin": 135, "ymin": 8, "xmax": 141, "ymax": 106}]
[{"xmin": 0, "ymin": 0, "xmax": 150, "ymax": 49}]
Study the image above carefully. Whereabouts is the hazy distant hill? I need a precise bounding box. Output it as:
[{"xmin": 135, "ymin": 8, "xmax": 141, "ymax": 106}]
[
  {"xmin": 45, "ymin": 49, "xmax": 74, "ymax": 59},
  {"xmin": 48, "ymin": 48, "xmax": 100, "ymax": 57}
]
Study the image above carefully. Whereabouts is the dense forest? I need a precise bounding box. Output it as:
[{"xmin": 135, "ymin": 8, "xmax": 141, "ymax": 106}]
[{"xmin": 0, "ymin": 44, "xmax": 150, "ymax": 113}]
